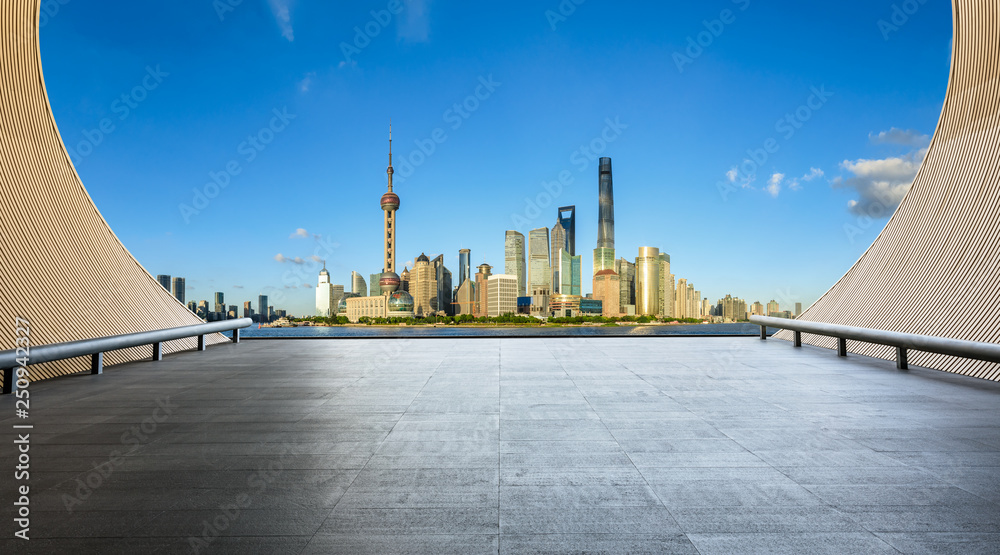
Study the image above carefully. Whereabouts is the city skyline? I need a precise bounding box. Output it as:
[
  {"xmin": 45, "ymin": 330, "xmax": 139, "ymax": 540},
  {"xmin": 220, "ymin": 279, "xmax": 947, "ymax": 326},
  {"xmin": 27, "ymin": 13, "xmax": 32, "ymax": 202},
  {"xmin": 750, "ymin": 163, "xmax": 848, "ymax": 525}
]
[{"xmin": 41, "ymin": 1, "xmax": 952, "ymax": 316}]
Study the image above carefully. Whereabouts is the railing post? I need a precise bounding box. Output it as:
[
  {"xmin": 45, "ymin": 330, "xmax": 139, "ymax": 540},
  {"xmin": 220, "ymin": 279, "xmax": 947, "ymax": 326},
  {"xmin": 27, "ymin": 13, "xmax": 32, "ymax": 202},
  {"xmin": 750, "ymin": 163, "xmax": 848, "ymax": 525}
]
[
  {"xmin": 837, "ymin": 337, "xmax": 847, "ymax": 357},
  {"xmin": 896, "ymin": 346, "xmax": 908, "ymax": 370},
  {"xmin": 197, "ymin": 335, "xmax": 206, "ymax": 351},
  {"xmin": 794, "ymin": 331, "xmax": 801, "ymax": 347},
  {"xmin": 232, "ymin": 328, "xmax": 240, "ymax": 344},
  {"xmin": 152, "ymin": 342, "xmax": 162, "ymax": 361},
  {"xmin": 759, "ymin": 325, "xmax": 766, "ymax": 340},
  {"xmin": 2, "ymin": 369, "xmax": 15, "ymax": 394},
  {"xmin": 91, "ymin": 352, "xmax": 103, "ymax": 374}
]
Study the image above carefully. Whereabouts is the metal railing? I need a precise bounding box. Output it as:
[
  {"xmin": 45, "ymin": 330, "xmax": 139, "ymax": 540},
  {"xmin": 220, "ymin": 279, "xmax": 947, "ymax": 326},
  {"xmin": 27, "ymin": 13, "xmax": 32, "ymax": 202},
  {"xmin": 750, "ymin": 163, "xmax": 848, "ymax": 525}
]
[
  {"xmin": 750, "ymin": 315, "xmax": 1000, "ymax": 370},
  {"xmin": 0, "ymin": 318, "xmax": 252, "ymax": 394}
]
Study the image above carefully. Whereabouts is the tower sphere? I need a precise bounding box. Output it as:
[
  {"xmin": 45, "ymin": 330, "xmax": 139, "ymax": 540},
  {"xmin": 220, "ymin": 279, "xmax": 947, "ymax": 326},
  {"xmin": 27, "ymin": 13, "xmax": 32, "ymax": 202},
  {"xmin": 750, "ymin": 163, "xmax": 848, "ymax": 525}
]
[
  {"xmin": 379, "ymin": 270, "xmax": 400, "ymax": 294},
  {"xmin": 381, "ymin": 191, "xmax": 399, "ymax": 211}
]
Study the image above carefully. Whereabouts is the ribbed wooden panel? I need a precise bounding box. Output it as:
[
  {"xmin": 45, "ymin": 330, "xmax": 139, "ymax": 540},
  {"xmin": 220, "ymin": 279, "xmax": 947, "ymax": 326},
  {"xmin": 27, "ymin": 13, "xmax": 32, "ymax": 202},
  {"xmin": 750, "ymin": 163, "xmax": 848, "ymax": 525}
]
[
  {"xmin": 0, "ymin": 0, "xmax": 226, "ymax": 384},
  {"xmin": 778, "ymin": 0, "xmax": 1000, "ymax": 381}
]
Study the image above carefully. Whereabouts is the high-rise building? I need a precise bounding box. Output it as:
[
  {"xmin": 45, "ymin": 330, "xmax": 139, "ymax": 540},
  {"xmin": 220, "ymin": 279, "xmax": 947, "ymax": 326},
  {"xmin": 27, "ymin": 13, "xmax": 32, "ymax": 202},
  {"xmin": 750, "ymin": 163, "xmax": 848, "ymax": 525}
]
[
  {"xmin": 197, "ymin": 300, "xmax": 209, "ymax": 319},
  {"xmin": 228, "ymin": 305, "xmax": 237, "ymax": 319},
  {"xmin": 528, "ymin": 227, "xmax": 550, "ymax": 294},
  {"xmin": 157, "ymin": 274, "xmax": 171, "ymax": 292},
  {"xmin": 455, "ymin": 279, "xmax": 475, "ymax": 315},
  {"xmin": 702, "ymin": 298, "xmax": 711, "ymax": 318},
  {"xmin": 596, "ymin": 158, "xmax": 614, "ymax": 249},
  {"xmin": 557, "ymin": 249, "xmax": 582, "ymax": 296},
  {"xmin": 187, "ymin": 301, "xmax": 197, "ymax": 313},
  {"xmin": 243, "ymin": 301, "xmax": 252, "ymax": 318},
  {"xmin": 331, "ymin": 284, "xmax": 345, "ymax": 312},
  {"xmin": 593, "ymin": 269, "xmax": 620, "ymax": 317},
  {"xmin": 795, "ymin": 302, "xmax": 802, "ymax": 317},
  {"xmin": 688, "ymin": 284, "xmax": 696, "ymax": 318},
  {"xmin": 751, "ymin": 301, "xmax": 765, "ymax": 316},
  {"xmin": 378, "ymin": 124, "xmax": 401, "ymax": 295},
  {"xmin": 658, "ymin": 253, "xmax": 673, "ymax": 318},
  {"xmin": 504, "ymin": 231, "xmax": 526, "ymax": 297},
  {"xmin": 767, "ymin": 300, "xmax": 780, "ymax": 315},
  {"xmin": 316, "ymin": 263, "xmax": 334, "ymax": 317},
  {"xmin": 370, "ymin": 273, "xmax": 382, "ymax": 294},
  {"xmin": 431, "ymin": 254, "xmax": 453, "ymax": 316},
  {"xmin": 171, "ymin": 277, "xmax": 185, "ymax": 304},
  {"xmin": 617, "ymin": 257, "xmax": 636, "ymax": 311},
  {"xmin": 635, "ymin": 247, "xmax": 660, "ymax": 316},
  {"xmin": 258, "ymin": 294, "xmax": 268, "ymax": 322},
  {"xmin": 412, "ymin": 253, "xmax": 437, "ymax": 317},
  {"xmin": 474, "ymin": 263, "xmax": 492, "ymax": 318},
  {"xmin": 675, "ymin": 278, "xmax": 688, "ymax": 318},
  {"xmin": 458, "ymin": 248, "xmax": 471, "ymax": 287},
  {"xmin": 558, "ymin": 205, "xmax": 576, "ymax": 255},
  {"xmin": 487, "ymin": 274, "xmax": 518, "ymax": 317},
  {"xmin": 594, "ymin": 157, "xmax": 616, "ymax": 274},
  {"xmin": 351, "ymin": 271, "xmax": 367, "ymax": 297},
  {"xmin": 214, "ymin": 292, "xmax": 224, "ymax": 314}
]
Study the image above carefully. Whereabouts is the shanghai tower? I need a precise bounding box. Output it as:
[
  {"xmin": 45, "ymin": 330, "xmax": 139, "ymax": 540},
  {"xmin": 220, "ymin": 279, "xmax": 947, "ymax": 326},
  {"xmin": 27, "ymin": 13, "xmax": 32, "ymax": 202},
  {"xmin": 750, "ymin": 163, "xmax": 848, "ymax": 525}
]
[{"xmin": 593, "ymin": 157, "xmax": 616, "ymax": 274}]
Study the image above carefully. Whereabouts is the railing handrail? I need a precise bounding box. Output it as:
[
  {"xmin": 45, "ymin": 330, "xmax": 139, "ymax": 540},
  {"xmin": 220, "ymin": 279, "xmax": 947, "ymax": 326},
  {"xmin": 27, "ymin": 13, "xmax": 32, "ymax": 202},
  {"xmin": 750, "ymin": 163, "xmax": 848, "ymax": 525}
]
[
  {"xmin": 0, "ymin": 318, "xmax": 252, "ymax": 369},
  {"xmin": 749, "ymin": 315, "xmax": 1000, "ymax": 365}
]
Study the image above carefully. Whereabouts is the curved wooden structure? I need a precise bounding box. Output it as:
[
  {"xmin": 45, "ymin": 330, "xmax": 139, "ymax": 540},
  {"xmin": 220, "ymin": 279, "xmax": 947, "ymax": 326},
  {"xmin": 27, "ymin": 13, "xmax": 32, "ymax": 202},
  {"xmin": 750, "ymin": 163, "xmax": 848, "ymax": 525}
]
[
  {"xmin": 0, "ymin": 0, "xmax": 226, "ymax": 383},
  {"xmin": 781, "ymin": 0, "xmax": 1000, "ymax": 380}
]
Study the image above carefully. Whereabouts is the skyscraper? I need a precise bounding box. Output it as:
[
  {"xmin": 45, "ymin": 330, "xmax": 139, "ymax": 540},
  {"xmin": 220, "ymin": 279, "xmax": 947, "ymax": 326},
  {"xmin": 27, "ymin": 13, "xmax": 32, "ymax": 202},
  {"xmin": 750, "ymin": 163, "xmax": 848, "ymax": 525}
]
[
  {"xmin": 636, "ymin": 247, "xmax": 660, "ymax": 316},
  {"xmin": 675, "ymin": 278, "xmax": 688, "ymax": 318},
  {"xmin": 593, "ymin": 269, "xmax": 620, "ymax": 317},
  {"xmin": 474, "ymin": 263, "xmax": 492, "ymax": 318},
  {"xmin": 243, "ymin": 301, "xmax": 252, "ymax": 318},
  {"xmin": 528, "ymin": 227, "xmax": 551, "ymax": 294},
  {"xmin": 432, "ymin": 254, "xmax": 453, "ymax": 316},
  {"xmin": 594, "ymin": 157, "xmax": 616, "ymax": 274},
  {"xmin": 379, "ymin": 123, "xmax": 401, "ymax": 295},
  {"xmin": 558, "ymin": 205, "xmax": 576, "ymax": 255},
  {"xmin": 617, "ymin": 257, "xmax": 636, "ymax": 311},
  {"xmin": 351, "ymin": 271, "xmax": 367, "ymax": 297},
  {"xmin": 458, "ymin": 248, "xmax": 471, "ymax": 287},
  {"xmin": 413, "ymin": 253, "xmax": 437, "ymax": 317},
  {"xmin": 659, "ymin": 253, "xmax": 673, "ymax": 318},
  {"xmin": 551, "ymin": 222, "xmax": 566, "ymax": 291},
  {"xmin": 795, "ymin": 302, "xmax": 802, "ymax": 317},
  {"xmin": 557, "ymin": 249, "xmax": 582, "ymax": 296},
  {"xmin": 157, "ymin": 274, "xmax": 171, "ymax": 292},
  {"xmin": 258, "ymin": 294, "xmax": 268, "ymax": 322},
  {"xmin": 317, "ymin": 263, "xmax": 333, "ymax": 317},
  {"xmin": 214, "ymin": 292, "xmax": 224, "ymax": 314},
  {"xmin": 171, "ymin": 277, "xmax": 185, "ymax": 304},
  {"xmin": 504, "ymin": 231, "xmax": 526, "ymax": 297}
]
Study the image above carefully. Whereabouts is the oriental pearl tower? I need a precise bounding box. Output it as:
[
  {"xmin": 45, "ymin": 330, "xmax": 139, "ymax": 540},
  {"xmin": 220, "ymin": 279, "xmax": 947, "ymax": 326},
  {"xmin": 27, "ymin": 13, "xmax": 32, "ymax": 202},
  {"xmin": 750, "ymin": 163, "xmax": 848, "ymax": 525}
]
[{"xmin": 378, "ymin": 124, "xmax": 401, "ymax": 295}]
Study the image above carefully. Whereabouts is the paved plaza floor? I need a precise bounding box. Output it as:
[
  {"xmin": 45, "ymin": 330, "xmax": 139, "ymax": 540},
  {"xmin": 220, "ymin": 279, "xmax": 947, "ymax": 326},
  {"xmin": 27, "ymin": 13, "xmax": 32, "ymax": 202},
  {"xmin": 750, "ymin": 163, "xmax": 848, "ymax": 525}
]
[{"xmin": 2, "ymin": 336, "xmax": 1000, "ymax": 554}]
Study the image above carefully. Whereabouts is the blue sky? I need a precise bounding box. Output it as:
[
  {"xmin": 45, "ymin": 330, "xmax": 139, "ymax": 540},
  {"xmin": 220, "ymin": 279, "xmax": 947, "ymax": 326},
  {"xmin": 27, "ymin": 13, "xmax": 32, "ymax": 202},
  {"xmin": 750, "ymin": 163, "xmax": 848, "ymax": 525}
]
[{"xmin": 40, "ymin": 0, "xmax": 953, "ymax": 316}]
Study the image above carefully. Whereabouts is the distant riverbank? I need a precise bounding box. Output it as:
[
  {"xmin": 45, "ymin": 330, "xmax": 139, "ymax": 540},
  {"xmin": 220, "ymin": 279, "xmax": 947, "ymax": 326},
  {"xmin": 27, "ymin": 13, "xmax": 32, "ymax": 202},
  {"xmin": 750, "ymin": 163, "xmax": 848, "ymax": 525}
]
[{"xmin": 232, "ymin": 322, "xmax": 773, "ymax": 338}]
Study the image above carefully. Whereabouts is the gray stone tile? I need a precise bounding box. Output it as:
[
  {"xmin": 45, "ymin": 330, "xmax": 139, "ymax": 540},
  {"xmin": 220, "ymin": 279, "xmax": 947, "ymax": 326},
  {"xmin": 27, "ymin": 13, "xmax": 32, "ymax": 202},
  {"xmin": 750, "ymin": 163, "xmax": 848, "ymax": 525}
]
[
  {"xmin": 500, "ymin": 533, "xmax": 699, "ymax": 554},
  {"xmin": 687, "ymin": 532, "xmax": 897, "ymax": 554}
]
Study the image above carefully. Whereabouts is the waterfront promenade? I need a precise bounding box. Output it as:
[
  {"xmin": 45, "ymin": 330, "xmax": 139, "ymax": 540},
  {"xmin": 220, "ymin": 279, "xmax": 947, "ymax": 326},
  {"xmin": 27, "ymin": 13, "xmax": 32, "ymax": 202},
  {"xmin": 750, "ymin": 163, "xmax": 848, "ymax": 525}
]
[{"xmin": 2, "ymin": 337, "xmax": 999, "ymax": 553}]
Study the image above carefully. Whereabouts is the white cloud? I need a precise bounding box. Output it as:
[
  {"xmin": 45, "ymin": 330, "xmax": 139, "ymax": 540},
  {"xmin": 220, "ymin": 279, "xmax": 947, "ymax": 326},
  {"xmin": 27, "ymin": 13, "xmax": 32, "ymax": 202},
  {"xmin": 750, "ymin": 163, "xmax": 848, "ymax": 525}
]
[
  {"xmin": 302, "ymin": 283, "xmax": 313, "ymax": 289},
  {"xmin": 309, "ymin": 255, "xmax": 324, "ymax": 263},
  {"xmin": 290, "ymin": 228, "xmax": 309, "ymax": 238},
  {"xmin": 766, "ymin": 173, "xmax": 784, "ymax": 197},
  {"xmin": 398, "ymin": 0, "xmax": 431, "ymax": 42},
  {"xmin": 869, "ymin": 127, "xmax": 931, "ymax": 148},
  {"xmin": 268, "ymin": 0, "xmax": 294, "ymax": 41},
  {"xmin": 274, "ymin": 253, "xmax": 305, "ymax": 264},
  {"xmin": 233, "ymin": 285, "xmax": 244, "ymax": 289},
  {"xmin": 297, "ymin": 72, "xmax": 315, "ymax": 93},
  {"xmin": 726, "ymin": 168, "xmax": 738, "ymax": 183},
  {"xmin": 726, "ymin": 165, "xmax": 756, "ymax": 189},
  {"xmin": 833, "ymin": 147, "xmax": 928, "ymax": 216},
  {"xmin": 787, "ymin": 167, "xmax": 824, "ymax": 191},
  {"xmin": 801, "ymin": 167, "xmax": 824, "ymax": 181}
]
